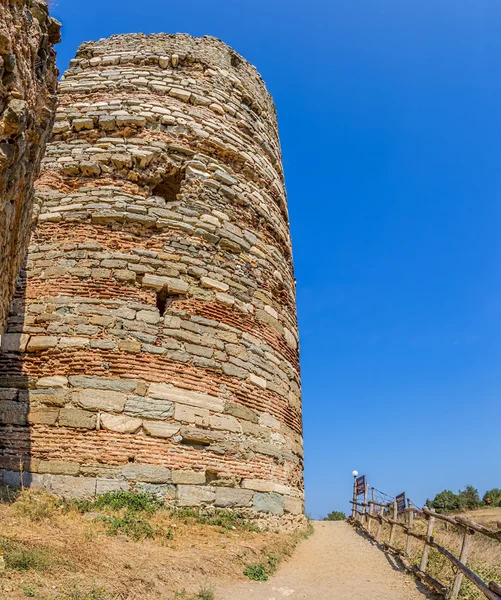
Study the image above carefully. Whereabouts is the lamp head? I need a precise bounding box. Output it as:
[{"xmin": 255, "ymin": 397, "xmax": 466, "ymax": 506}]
[{"xmin": 352, "ymin": 470, "xmax": 359, "ymax": 478}]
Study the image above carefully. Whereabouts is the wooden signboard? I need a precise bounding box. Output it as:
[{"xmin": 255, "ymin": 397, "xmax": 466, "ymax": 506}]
[
  {"xmin": 396, "ymin": 492, "xmax": 406, "ymax": 514},
  {"xmin": 356, "ymin": 475, "xmax": 366, "ymax": 496}
]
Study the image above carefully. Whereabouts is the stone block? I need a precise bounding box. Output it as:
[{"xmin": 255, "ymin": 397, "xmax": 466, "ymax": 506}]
[
  {"xmin": 0, "ymin": 401, "xmax": 27, "ymax": 425},
  {"xmin": 241, "ymin": 479, "xmax": 291, "ymax": 495},
  {"xmin": 122, "ymin": 463, "xmax": 170, "ymax": 483},
  {"xmin": 142, "ymin": 420, "xmax": 180, "ymax": 438},
  {"xmin": 49, "ymin": 475, "xmax": 97, "ymax": 499},
  {"xmin": 284, "ymin": 496, "xmax": 304, "ymax": 515},
  {"xmin": 174, "ymin": 404, "xmax": 209, "ymax": 427},
  {"xmin": 26, "ymin": 336, "xmax": 57, "ymax": 352},
  {"xmin": 136, "ymin": 309, "xmax": 161, "ymax": 324},
  {"xmin": 200, "ymin": 276, "xmax": 229, "ymax": 292},
  {"xmin": 59, "ymin": 408, "xmax": 97, "ymax": 429},
  {"xmin": 73, "ymin": 389, "xmax": 126, "ymax": 413},
  {"xmin": 249, "ymin": 373, "xmax": 267, "ymax": 389},
  {"xmin": 96, "ymin": 479, "xmax": 129, "ymax": 495},
  {"xmin": 171, "ymin": 470, "xmax": 206, "ymax": 485},
  {"xmin": 27, "ymin": 388, "xmax": 67, "ymax": 407},
  {"xmin": 68, "ymin": 376, "xmax": 138, "ymax": 392},
  {"xmin": 28, "ymin": 407, "xmax": 59, "ymax": 425},
  {"xmin": 119, "ymin": 340, "xmax": 141, "ymax": 353},
  {"xmin": 253, "ymin": 492, "xmax": 285, "ymax": 516},
  {"xmin": 177, "ymin": 485, "xmax": 215, "ymax": 505},
  {"xmin": 149, "ymin": 384, "xmax": 224, "ymax": 412},
  {"xmin": 224, "ymin": 401, "xmax": 259, "ymax": 423},
  {"xmin": 142, "ymin": 274, "xmax": 188, "ymax": 294},
  {"xmin": 100, "ymin": 413, "xmax": 142, "ymax": 433},
  {"xmin": 215, "ymin": 487, "xmax": 253, "ymax": 508},
  {"xmin": 210, "ymin": 414, "xmax": 242, "ymax": 433},
  {"xmin": 38, "ymin": 460, "xmax": 80, "ymax": 476},
  {"xmin": 125, "ymin": 395, "xmax": 174, "ymax": 419},
  {"xmin": 1, "ymin": 333, "xmax": 29, "ymax": 352},
  {"xmin": 36, "ymin": 376, "xmax": 68, "ymax": 389},
  {"xmin": 258, "ymin": 412, "xmax": 281, "ymax": 429},
  {"xmin": 135, "ymin": 483, "xmax": 176, "ymax": 499}
]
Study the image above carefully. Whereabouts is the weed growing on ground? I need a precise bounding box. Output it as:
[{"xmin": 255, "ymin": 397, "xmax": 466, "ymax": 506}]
[
  {"xmin": 243, "ymin": 563, "xmax": 269, "ymax": 581},
  {"xmin": 243, "ymin": 521, "xmax": 314, "ymax": 581},
  {"xmin": 167, "ymin": 506, "xmax": 259, "ymax": 532},
  {"xmin": 0, "ymin": 538, "xmax": 56, "ymax": 572},
  {"xmin": 14, "ymin": 490, "xmax": 59, "ymax": 521},
  {"xmin": 173, "ymin": 586, "xmax": 215, "ymax": 600},
  {"xmin": 58, "ymin": 586, "xmax": 111, "ymax": 600},
  {"xmin": 74, "ymin": 490, "xmax": 164, "ymax": 514}
]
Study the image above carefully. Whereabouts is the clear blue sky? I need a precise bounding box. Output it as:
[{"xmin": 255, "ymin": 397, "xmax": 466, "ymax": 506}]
[{"xmin": 51, "ymin": 0, "xmax": 501, "ymax": 518}]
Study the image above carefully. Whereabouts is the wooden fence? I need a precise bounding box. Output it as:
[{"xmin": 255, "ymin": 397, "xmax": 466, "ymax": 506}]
[{"xmin": 350, "ymin": 492, "xmax": 501, "ymax": 600}]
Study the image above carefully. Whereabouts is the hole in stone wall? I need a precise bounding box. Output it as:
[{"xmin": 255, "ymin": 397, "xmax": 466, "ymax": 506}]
[
  {"xmin": 156, "ymin": 287, "xmax": 170, "ymax": 317},
  {"xmin": 230, "ymin": 53, "xmax": 242, "ymax": 68},
  {"xmin": 151, "ymin": 171, "xmax": 184, "ymax": 202}
]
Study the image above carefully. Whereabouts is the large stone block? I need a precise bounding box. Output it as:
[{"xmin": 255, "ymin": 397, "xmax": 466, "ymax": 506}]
[
  {"xmin": 253, "ymin": 492, "xmax": 285, "ymax": 516},
  {"xmin": 38, "ymin": 461, "xmax": 80, "ymax": 476},
  {"xmin": 122, "ymin": 463, "xmax": 171, "ymax": 484},
  {"xmin": 59, "ymin": 408, "xmax": 97, "ymax": 429},
  {"xmin": 171, "ymin": 470, "xmax": 206, "ymax": 485},
  {"xmin": 215, "ymin": 487, "xmax": 253, "ymax": 508},
  {"xmin": 68, "ymin": 376, "xmax": 138, "ymax": 393},
  {"xmin": 125, "ymin": 395, "xmax": 174, "ymax": 419},
  {"xmin": 73, "ymin": 389, "xmax": 126, "ymax": 413},
  {"xmin": 142, "ymin": 420, "xmax": 180, "ymax": 438},
  {"xmin": 100, "ymin": 413, "xmax": 142, "ymax": 433},
  {"xmin": 148, "ymin": 384, "xmax": 224, "ymax": 412},
  {"xmin": 177, "ymin": 485, "xmax": 215, "ymax": 506}
]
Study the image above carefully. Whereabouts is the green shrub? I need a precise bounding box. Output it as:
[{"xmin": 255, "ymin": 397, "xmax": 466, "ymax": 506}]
[
  {"xmin": 75, "ymin": 490, "xmax": 163, "ymax": 514},
  {"xmin": 458, "ymin": 485, "xmax": 481, "ymax": 510},
  {"xmin": 427, "ymin": 490, "xmax": 461, "ymax": 513},
  {"xmin": 103, "ymin": 513, "xmax": 156, "ymax": 540},
  {"xmin": 243, "ymin": 563, "xmax": 269, "ymax": 581},
  {"xmin": 323, "ymin": 511, "xmax": 346, "ymax": 521},
  {"xmin": 483, "ymin": 488, "xmax": 501, "ymax": 507}
]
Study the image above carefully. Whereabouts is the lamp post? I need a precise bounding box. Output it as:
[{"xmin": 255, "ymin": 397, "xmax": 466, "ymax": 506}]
[{"xmin": 351, "ymin": 470, "xmax": 358, "ymax": 519}]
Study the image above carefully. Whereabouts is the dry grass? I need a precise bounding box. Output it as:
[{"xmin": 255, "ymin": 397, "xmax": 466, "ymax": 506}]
[
  {"xmin": 0, "ymin": 488, "xmax": 309, "ymax": 600},
  {"xmin": 372, "ymin": 507, "xmax": 501, "ymax": 600}
]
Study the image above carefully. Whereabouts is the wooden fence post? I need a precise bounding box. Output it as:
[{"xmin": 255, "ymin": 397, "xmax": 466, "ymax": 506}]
[
  {"xmin": 389, "ymin": 501, "xmax": 398, "ymax": 547},
  {"xmin": 363, "ymin": 484, "xmax": 369, "ymax": 528},
  {"xmin": 420, "ymin": 508, "xmax": 436, "ymax": 573},
  {"xmin": 367, "ymin": 501, "xmax": 374, "ymax": 535},
  {"xmin": 376, "ymin": 504, "xmax": 384, "ymax": 541},
  {"xmin": 406, "ymin": 507, "xmax": 414, "ymax": 557},
  {"xmin": 451, "ymin": 530, "xmax": 473, "ymax": 599}
]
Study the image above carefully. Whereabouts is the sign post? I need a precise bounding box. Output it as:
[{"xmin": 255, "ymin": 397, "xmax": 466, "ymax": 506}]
[
  {"xmin": 356, "ymin": 475, "xmax": 366, "ymax": 497},
  {"xmin": 396, "ymin": 492, "xmax": 406, "ymax": 515}
]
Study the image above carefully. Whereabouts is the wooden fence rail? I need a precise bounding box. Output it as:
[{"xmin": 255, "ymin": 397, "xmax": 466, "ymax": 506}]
[{"xmin": 349, "ymin": 495, "xmax": 501, "ymax": 600}]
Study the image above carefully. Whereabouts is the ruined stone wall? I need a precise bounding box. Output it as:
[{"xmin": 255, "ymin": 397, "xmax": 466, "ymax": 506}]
[
  {"xmin": 0, "ymin": 0, "xmax": 60, "ymax": 332},
  {"xmin": 0, "ymin": 34, "xmax": 303, "ymax": 519}
]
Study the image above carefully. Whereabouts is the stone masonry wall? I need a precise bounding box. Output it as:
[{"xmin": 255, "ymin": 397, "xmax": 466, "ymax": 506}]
[
  {"xmin": 0, "ymin": 34, "xmax": 303, "ymax": 519},
  {"xmin": 0, "ymin": 0, "xmax": 60, "ymax": 331}
]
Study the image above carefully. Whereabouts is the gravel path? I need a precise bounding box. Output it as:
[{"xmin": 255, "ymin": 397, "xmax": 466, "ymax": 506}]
[{"xmin": 218, "ymin": 521, "xmax": 431, "ymax": 600}]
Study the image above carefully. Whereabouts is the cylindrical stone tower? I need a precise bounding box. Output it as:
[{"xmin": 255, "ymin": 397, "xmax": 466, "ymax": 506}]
[{"xmin": 0, "ymin": 34, "xmax": 303, "ymax": 519}]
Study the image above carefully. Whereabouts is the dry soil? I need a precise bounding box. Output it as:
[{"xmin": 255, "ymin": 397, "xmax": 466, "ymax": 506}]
[{"xmin": 218, "ymin": 521, "xmax": 432, "ymax": 600}]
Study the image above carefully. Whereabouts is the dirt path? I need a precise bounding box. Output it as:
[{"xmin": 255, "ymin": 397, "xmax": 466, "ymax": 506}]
[{"xmin": 218, "ymin": 521, "xmax": 431, "ymax": 600}]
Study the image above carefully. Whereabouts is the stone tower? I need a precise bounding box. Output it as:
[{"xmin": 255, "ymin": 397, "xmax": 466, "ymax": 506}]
[
  {"xmin": 0, "ymin": 34, "xmax": 303, "ymax": 519},
  {"xmin": 0, "ymin": 0, "xmax": 60, "ymax": 332}
]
